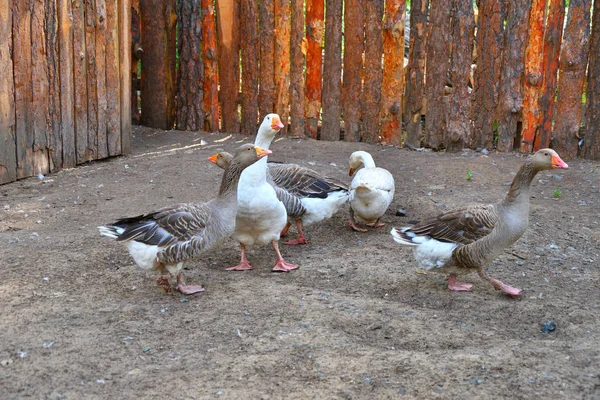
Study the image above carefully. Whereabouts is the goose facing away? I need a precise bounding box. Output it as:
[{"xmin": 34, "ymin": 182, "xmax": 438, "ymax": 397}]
[
  {"xmin": 348, "ymin": 151, "xmax": 395, "ymax": 232},
  {"xmin": 209, "ymin": 152, "xmax": 349, "ymax": 245},
  {"xmin": 229, "ymin": 114, "xmax": 300, "ymax": 272},
  {"xmin": 98, "ymin": 144, "xmax": 272, "ymax": 294},
  {"xmin": 390, "ymin": 148, "xmax": 568, "ymax": 296}
]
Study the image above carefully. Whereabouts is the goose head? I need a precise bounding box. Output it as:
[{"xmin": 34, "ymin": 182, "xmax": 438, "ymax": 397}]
[
  {"xmin": 348, "ymin": 151, "xmax": 375, "ymax": 176},
  {"xmin": 256, "ymin": 114, "xmax": 285, "ymax": 145},
  {"xmin": 208, "ymin": 151, "xmax": 233, "ymax": 169},
  {"xmin": 532, "ymin": 148, "xmax": 568, "ymax": 171},
  {"xmin": 230, "ymin": 144, "xmax": 272, "ymax": 166}
]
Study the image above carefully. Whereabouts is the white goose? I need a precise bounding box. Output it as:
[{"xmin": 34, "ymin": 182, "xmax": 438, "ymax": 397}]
[{"xmin": 348, "ymin": 151, "xmax": 395, "ymax": 232}]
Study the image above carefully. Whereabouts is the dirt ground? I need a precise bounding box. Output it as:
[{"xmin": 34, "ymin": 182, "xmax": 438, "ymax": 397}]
[{"xmin": 1, "ymin": 126, "xmax": 599, "ymax": 399}]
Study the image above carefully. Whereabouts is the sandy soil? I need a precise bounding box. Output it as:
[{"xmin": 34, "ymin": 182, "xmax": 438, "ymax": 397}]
[{"xmin": 1, "ymin": 126, "xmax": 599, "ymax": 399}]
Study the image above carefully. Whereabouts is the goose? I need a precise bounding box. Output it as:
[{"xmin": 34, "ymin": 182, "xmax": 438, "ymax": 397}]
[
  {"xmin": 208, "ymin": 152, "xmax": 349, "ymax": 245},
  {"xmin": 98, "ymin": 144, "xmax": 272, "ymax": 294},
  {"xmin": 348, "ymin": 151, "xmax": 395, "ymax": 232},
  {"xmin": 390, "ymin": 148, "xmax": 568, "ymax": 296},
  {"xmin": 228, "ymin": 114, "xmax": 299, "ymax": 271}
]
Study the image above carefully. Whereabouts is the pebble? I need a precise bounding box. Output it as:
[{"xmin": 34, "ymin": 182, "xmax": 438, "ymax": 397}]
[
  {"xmin": 363, "ymin": 377, "xmax": 373, "ymax": 384},
  {"xmin": 396, "ymin": 209, "xmax": 408, "ymax": 217},
  {"xmin": 43, "ymin": 342, "xmax": 54, "ymax": 349},
  {"xmin": 1, "ymin": 359, "xmax": 13, "ymax": 366},
  {"xmin": 471, "ymin": 377, "xmax": 484, "ymax": 385},
  {"xmin": 541, "ymin": 321, "xmax": 557, "ymax": 334}
]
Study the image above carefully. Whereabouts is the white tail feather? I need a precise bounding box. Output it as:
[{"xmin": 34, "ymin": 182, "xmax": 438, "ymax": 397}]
[{"xmin": 97, "ymin": 225, "xmax": 124, "ymax": 240}]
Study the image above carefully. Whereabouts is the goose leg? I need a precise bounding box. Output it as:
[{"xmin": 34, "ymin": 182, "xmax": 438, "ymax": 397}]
[
  {"xmin": 477, "ymin": 269, "xmax": 521, "ymax": 296},
  {"xmin": 447, "ymin": 273, "xmax": 473, "ymax": 292},
  {"xmin": 156, "ymin": 263, "xmax": 172, "ymax": 293},
  {"xmin": 280, "ymin": 221, "xmax": 292, "ymax": 237},
  {"xmin": 176, "ymin": 272, "xmax": 205, "ymax": 294},
  {"xmin": 366, "ymin": 218, "xmax": 386, "ymax": 228},
  {"xmin": 349, "ymin": 208, "xmax": 368, "ymax": 232},
  {"xmin": 226, "ymin": 244, "xmax": 254, "ymax": 271},
  {"xmin": 283, "ymin": 219, "xmax": 308, "ymax": 245},
  {"xmin": 271, "ymin": 240, "xmax": 299, "ymax": 272}
]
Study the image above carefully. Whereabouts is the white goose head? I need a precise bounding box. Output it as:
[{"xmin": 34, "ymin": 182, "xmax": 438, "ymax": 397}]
[{"xmin": 255, "ymin": 114, "xmax": 285, "ymax": 148}]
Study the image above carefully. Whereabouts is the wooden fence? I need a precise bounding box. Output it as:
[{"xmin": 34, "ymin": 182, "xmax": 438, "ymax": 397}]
[
  {"xmin": 0, "ymin": 0, "xmax": 131, "ymax": 185},
  {"xmin": 133, "ymin": 0, "xmax": 600, "ymax": 160}
]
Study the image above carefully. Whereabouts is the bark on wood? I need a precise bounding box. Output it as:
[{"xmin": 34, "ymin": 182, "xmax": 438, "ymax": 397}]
[
  {"xmin": 259, "ymin": 0, "xmax": 275, "ymax": 120},
  {"xmin": 95, "ymin": 0, "xmax": 109, "ymax": 160},
  {"xmin": 119, "ymin": 0, "xmax": 132, "ymax": 154},
  {"xmin": 85, "ymin": 0, "xmax": 99, "ymax": 160},
  {"xmin": 176, "ymin": 0, "xmax": 204, "ymax": 131},
  {"xmin": 471, "ymin": 0, "xmax": 503, "ymax": 150},
  {"xmin": 0, "ymin": 0, "xmax": 16, "ymax": 183},
  {"xmin": 535, "ymin": 0, "xmax": 565, "ymax": 150},
  {"xmin": 520, "ymin": 0, "xmax": 545, "ymax": 152},
  {"xmin": 131, "ymin": 0, "xmax": 141, "ymax": 125},
  {"xmin": 274, "ymin": 0, "xmax": 291, "ymax": 134},
  {"xmin": 424, "ymin": 0, "xmax": 451, "ymax": 149},
  {"xmin": 289, "ymin": 0, "xmax": 305, "ymax": 136},
  {"xmin": 105, "ymin": 0, "xmax": 121, "ymax": 156},
  {"xmin": 140, "ymin": 0, "xmax": 177, "ymax": 130},
  {"xmin": 341, "ymin": 0, "xmax": 364, "ymax": 142},
  {"xmin": 582, "ymin": 0, "xmax": 600, "ymax": 159},
  {"xmin": 305, "ymin": 0, "xmax": 324, "ymax": 139},
  {"xmin": 380, "ymin": 0, "xmax": 406, "ymax": 146},
  {"xmin": 361, "ymin": 0, "xmax": 384, "ymax": 143},
  {"xmin": 495, "ymin": 0, "xmax": 530, "ymax": 152},
  {"xmin": 31, "ymin": 0, "xmax": 50, "ymax": 173},
  {"xmin": 240, "ymin": 0, "xmax": 259, "ymax": 135},
  {"xmin": 72, "ymin": 0, "xmax": 89, "ymax": 163},
  {"xmin": 58, "ymin": 0, "xmax": 76, "ymax": 167},
  {"xmin": 320, "ymin": 0, "xmax": 342, "ymax": 141},
  {"xmin": 445, "ymin": 0, "xmax": 474, "ymax": 151},
  {"xmin": 202, "ymin": 0, "xmax": 219, "ymax": 132},
  {"xmin": 403, "ymin": 0, "xmax": 428, "ymax": 148},
  {"xmin": 216, "ymin": 0, "xmax": 240, "ymax": 133},
  {"xmin": 553, "ymin": 0, "xmax": 590, "ymax": 158},
  {"xmin": 45, "ymin": 0, "xmax": 62, "ymax": 172}
]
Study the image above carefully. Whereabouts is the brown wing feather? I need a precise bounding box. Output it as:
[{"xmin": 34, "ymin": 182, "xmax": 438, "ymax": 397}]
[{"xmin": 268, "ymin": 163, "xmax": 348, "ymax": 199}]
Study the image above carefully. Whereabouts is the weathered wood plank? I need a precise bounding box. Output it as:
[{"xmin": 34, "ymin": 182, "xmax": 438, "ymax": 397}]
[
  {"xmin": 58, "ymin": 0, "xmax": 76, "ymax": 167},
  {"xmin": 31, "ymin": 0, "xmax": 50, "ymax": 173},
  {"xmin": 380, "ymin": 0, "xmax": 406, "ymax": 146},
  {"xmin": 553, "ymin": 0, "xmax": 591, "ymax": 159},
  {"xmin": 85, "ymin": 0, "xmax": 98, "ymax": 159},
  {"xmin": 0, "ymin": 0, "xmax": 16, "ymax": 183},
  {"xmin": 582, "ymin": 0, "xmax": 600, "ymax": 159},
  {"xmin": 341, "ymin": 0, "xmax": 364, "ymax": 142},
  {"xmin": 72, "ymin": 0, "xmax": 89, "ymax": 163},
  {"xmin": 240, "ymin": 0, "xmax": 259, "ymax": 135},
  {"xmin": 274, "ymin": 0, "xmax": 291, "ymax": 134},
  {"xmin": 259, "ymin": 0, "xmax": 275, "ymax": 120},
  {"xmin": 445, "ymin": 0, "xmax": 474, "ymax": 151},
  {"xmin": 105, "ymin": 0, "xmax": 121, "ymax": 156},
  {"xmin": 288, "ymin": 0, "xmax": 305, "ymax": 136},
  {"xmin": 320, "ymin": 0, "xmax": 342, "ymax": 141},
  {"xmin": 45, "ymin": 0, "xmax": 62, "ymax": 172},
  {"xmin": 131, "ymin": 0, "xmax": 141, "ymax": 125},
  {"xmin": 216, "ymin": 0, "xmax": 240, "ymax": 133},
  {"xmin": 95, "ymin": 0, "xmax": 109, "ymax": 159},
  {"xmin": 202, "ymin": 0, "xmax": 219, "ymax": 132},
  {"xmin": 361, "ymin": 0, "xmax": 384, "ymax": 143},
  {"xmin": 403, "ymin": 0, "xmax": 428, "ymax": 148},
  {"xmin": 119, "ymin": 0, "xmax": 131, "ymax": 153},
  {"xmin": 424, "ymin": 0, "xmax": 451, "ymax": 149},
  {"xmin": 495, "ymin": 0, "xmax": 530, "ymax": 152},
  {"xmin": 305, "ymin": 0, "xmax": 324, "ymax": 139}
]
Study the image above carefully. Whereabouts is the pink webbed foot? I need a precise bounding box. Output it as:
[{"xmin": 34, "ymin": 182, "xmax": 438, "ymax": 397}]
[
  {"xmin": 226, "ymin": 245, "xmax": 254, "ymax": 271},
  {"xmin": 272, "ymin": 259, "xmax": 300, "ymax": 272},
  {"xmin": 349, "ymin": 220, "xmax": 368, "ymax": 232},
  {"xmin": 490, "ymin": 279, "xmax": 521, "ymax": 296},
  {"xmin": 283, "ymin": 236, "xmax": 308, "ymax": 245},
  {"xmin": 176, "ymin": 284, "xmax": 205, "ymax": 294},
  {"xmin": 366, "ymin": 219, "xmax": 386, "ymax": 228},
  {"xmin": 447, "ymin": 273, "xmax": 473, "ymax": 292}
]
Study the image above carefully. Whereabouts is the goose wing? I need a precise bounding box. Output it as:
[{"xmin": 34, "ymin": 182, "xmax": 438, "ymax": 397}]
[{"xmin": 268, "ymin": 163, "xmax": 347, "ymax": 199}]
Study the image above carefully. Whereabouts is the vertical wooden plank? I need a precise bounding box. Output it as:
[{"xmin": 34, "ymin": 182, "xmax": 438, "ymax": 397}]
[
  {"xmin": 31, "ymin": 0, "xmax": 50, "ymax": 174},
  {"xmin": 0, "ymin": 0, "xmax": 16, "ymax": 184},
  {"xmin": 259, "ymin": 0, "xmax": 275, "ymax": 119},
  {"xmin": 361, "ymin": 0, "xmax": 384, "ymax": 143},
  {"xmin": 105, "ymin": 0, "xmax": 121, "ymax": 156},
  {"xmin": 380, "ymin": 0, "xmax": 406, "ymax": 145},
  {"xmin": 96, "ymin": 0, "xmax": 109, "ymax": 159},
  {"xmin": 288, "ymin": 0, "xmax": 305, "ymax": 136},
  {"xmin": 131, "ymin": 0, "xmax": 141, "ymax": 125},
  {"xmin": 202, "ymin": 0, "xmax": 219, "ymax": 132},
  {"xmin": 403, "ymin": 0, "xmax": 428, "ymax": 148},
  {"xmin": 495, "ymin": 0, "xmax": 530, "ymax": 152},
  {"xmin": 553, "ymin": 0, "xmax": 591, "ymax": 159},
  {"xmin": 274, "ymin": 0, "xmax": 291, "ymax": 133},
  {"xmin": 58, "ymin": 0, "xmax": 76, "ymax": 167},
  {"xmin": 305, "ymin": 0, "xmax": 324, "ymax": 139},
  {"xmin": 582, "ymin": 0, "xmax": 600, "ymax": 159},
  {"xmin": 424, "ymin": 0, "xmax": 451, "ymax": 149},
  {"xmin": 445, "ymin": 0, "xmax": 474, "ymax": 151},
  {"xmin": 471, "ymin": 0, "xmax": 503, "ymax": 150},
  {"xmin": 240, "ymin": 0, "xmax": 259, "ymax": 135},
  {"xmin": 320, "ymin": 0, "xmax": 342, "ymax": 141},
  {"xmin": 45, "ymin": 0, "xmax": 62, "ymax": 172},
  {"xmin": 176, "ymin": 0, "xmax": 204, "ymax": 131},
  {"xmin": 119, "ymin": 0, "xmax": 132, "ymax": 154},
  {"xmin": 534, "ymin": 0, "xmax": 565, "ymax": 150},
  {"xmin": 520, "ymin": 0, "xmax": 545, "ymax": 152},
  {"xmin": 72, "ymin": 0, "xmax": 89, "ymax": 163},
  {"xmin": 85, "ymin": 0, "xmax": 98, "ymax": 160},
  {"xmin": 216, "ymin": 0, "xmax": 240, "ymax": 133},
  {"xmin": 341, "ymin": 0, "xmax": 364, "ymax": 142}
]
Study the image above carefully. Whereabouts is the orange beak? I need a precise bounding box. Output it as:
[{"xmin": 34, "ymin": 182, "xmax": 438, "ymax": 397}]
[
  {"xmin": 349, "ymin": 167, "xmax": 356, "ymax": 176},
  {"xmin": 207, "ymin": 154, "xmax": 219, "ymax": 164},
  {"xmin": 255, "ymin": 146, "xmax": 272, "ymax": 158},
  {"xmin": 271, "ymin": 116, "xmax": 285, "ymax": 130},
  {"xmin": 551, "ymin": 154, "xmax": 568, "ymax": 169}
]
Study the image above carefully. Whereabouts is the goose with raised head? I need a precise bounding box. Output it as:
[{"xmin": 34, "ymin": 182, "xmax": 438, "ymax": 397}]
[
  {"xmin": 98, "ymin": 144, "xmax": 271, "ymax": 294},
  {"xmin": 391, "ymin": 148, "xmax": 568, "ymax": 296}
]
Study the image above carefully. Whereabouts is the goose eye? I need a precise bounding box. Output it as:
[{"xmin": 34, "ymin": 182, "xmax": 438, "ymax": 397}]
[{"xmin": 544, "ymin": 152, "xmax": 548, "ymax": 156}]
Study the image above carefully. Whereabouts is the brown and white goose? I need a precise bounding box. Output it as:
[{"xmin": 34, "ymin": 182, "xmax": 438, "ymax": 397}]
[
  {"xmin": 208, "ymin": 152, "xmax": 349, "ymax": 245},
  {"xmin": 391, "ymin": 148, "xmax": 568, "ymax": 296},
  {"xmin": 98, "ymin": 144, "xmax": 271, "ymax": 294}
]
